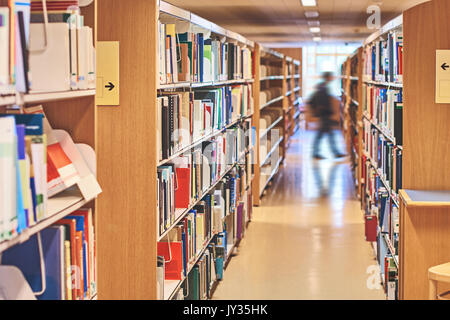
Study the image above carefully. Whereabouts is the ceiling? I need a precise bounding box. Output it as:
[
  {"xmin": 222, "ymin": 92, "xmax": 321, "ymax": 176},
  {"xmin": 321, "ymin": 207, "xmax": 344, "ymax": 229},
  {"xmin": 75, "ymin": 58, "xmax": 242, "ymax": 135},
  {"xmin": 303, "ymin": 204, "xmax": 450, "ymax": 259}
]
[{"xmin": 165, "ymin": 0, "xmax": 428, "ymax": 47}]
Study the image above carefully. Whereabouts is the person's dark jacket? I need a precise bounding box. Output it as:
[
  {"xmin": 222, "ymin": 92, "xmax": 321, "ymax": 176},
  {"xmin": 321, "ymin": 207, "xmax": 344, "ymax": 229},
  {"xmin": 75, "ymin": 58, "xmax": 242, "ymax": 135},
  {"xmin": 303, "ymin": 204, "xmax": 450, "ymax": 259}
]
[{"xmin": 309, "ymin": 82, "xmax": 334, "ymax": 120}]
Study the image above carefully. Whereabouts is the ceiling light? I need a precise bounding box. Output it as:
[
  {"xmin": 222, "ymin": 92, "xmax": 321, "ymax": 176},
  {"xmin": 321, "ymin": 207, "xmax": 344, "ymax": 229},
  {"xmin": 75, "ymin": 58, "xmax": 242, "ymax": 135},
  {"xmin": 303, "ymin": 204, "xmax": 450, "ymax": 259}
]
[
  {"xmin": 313, "ymin": 36, "xmax": 322, "ymax": 42},
  {"xmin": 308, "ymin": 20, "xmax": 320, "ymax": 27},
  {"xmin": 305, "ymin": 11, "xmax": 319, "ymax": 18},
  {"xmin": 309, "ymin": 27, "xmax": 321, "ymax": 33},
  {"xmin": 301, "ymin": 0, "xmax": 317, "ymax": 6}
]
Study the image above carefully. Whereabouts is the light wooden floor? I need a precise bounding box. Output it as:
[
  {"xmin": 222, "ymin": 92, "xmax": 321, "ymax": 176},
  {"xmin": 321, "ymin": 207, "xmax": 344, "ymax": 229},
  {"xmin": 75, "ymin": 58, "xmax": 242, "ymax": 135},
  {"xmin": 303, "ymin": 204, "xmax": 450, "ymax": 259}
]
[{"xmin": 212, "ymin": 130, "xmax": 386, "ymax": 300}]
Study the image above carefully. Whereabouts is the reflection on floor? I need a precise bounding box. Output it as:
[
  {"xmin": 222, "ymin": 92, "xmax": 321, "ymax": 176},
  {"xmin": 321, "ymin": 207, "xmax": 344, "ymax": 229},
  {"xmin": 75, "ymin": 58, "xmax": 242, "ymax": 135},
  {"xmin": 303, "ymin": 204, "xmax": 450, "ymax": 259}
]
[{"xmin": 212, "ymin": 130, "xmax": 386, "ymax": 300}]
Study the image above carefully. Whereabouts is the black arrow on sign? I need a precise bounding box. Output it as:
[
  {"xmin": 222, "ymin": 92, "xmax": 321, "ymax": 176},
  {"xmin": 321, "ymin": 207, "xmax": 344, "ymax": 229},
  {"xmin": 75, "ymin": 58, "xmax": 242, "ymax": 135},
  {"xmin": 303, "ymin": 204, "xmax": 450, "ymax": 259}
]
[
  {"xmin": 105, "ymin": 82, "xmax": 115, "ymax": 91},
  {"xmin": 441, "ymin": 63, "xmax": 449, "ymax": 71}
]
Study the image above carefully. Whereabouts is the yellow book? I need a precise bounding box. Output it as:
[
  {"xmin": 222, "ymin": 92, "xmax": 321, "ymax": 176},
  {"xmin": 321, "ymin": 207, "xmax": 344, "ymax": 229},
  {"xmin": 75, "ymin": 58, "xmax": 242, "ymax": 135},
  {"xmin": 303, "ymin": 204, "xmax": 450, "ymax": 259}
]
[{"xmin": 64, "ymin": 240, "xmax": 73, "ymax": 300}]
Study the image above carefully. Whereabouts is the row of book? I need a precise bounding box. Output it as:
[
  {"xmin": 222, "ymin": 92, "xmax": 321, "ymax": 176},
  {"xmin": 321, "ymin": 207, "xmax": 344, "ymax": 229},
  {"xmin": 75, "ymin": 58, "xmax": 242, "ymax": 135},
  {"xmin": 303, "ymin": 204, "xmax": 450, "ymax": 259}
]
[
  {"xmin": 0, "ymin": 106, "xmax": 100, "ymax": 243},
  {"xmin": 377, "ymin": 244, "xmax": 398, "ymax": 300},
  {"xmin": 260, "ymin": 65, "xmax": 283, "ymax": 78},
  {"xmin": 0, "ymin": 1, "xmax": 95, "ymax": 95},
  {"xmin": 158, "ymin": 22, "xmax": 253, "ymax": 85},
  {"xmin": 362, "ymin": 121, "xmax": 403, "ymax": 193},
  {"xmin": 1, "ymin": 208, "xmax": 96, "ymax": 300},
  {"xmin": 157, "ymin": 84, "xmax": 254, "ymax": 161},
  {"xmin": 157, "ymin": 121, "xmax": 253, "ymax": 236},
  {"xmin": 260, "ymin": 87, "xmax": 283, "ymax": 106},
  {"xmin": 363, "ymin": 86, "xmax": 403, "ymax": 145},
  {"xmin": 364, "ymin": 30, "xmax": 403, "ymax": 83},
  {"xmin": 157, "ymin": 167, "xmax": 251, "ymax": 300},
  {"xmin": 173, "ymin": 191, "xmax": 251, "ymax": 300}
]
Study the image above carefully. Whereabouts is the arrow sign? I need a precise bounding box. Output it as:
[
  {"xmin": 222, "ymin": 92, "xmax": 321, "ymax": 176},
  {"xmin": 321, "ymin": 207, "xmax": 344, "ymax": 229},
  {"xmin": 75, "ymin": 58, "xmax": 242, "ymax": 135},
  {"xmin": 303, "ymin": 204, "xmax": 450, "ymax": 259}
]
[
  {"xmin": 441, "ymin": 63, "xmax": 449, "ymax": 71},
  {"xmin": 105, "ymin": 82, "xmax": 115, "ymax": 91}
]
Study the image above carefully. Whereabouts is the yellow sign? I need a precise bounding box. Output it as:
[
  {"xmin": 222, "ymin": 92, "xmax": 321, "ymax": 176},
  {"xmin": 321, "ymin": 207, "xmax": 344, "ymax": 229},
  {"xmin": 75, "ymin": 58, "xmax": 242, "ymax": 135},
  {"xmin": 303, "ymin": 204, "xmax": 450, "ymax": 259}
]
[
  {"xmin": 96, "ymin": 41, "xmax": 120, "ymax": 106},
  {"xmin": 436, "ymin": 50, "xmax": 450, "ymax": 104}
]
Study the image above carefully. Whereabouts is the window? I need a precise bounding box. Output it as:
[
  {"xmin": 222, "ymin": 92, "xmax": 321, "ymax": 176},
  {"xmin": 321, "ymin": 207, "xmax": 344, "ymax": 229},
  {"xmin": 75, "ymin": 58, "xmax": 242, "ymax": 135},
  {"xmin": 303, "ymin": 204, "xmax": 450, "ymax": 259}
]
[{"xmin": 303, "ymin": 44, "xmax": 360, "ymax": 99}]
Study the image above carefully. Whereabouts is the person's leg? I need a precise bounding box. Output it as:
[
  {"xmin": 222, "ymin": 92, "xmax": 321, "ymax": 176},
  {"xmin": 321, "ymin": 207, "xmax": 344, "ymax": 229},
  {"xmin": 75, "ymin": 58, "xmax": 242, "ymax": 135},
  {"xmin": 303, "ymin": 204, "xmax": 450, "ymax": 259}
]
[
  {"xmin": 326, "ymin": 126, "xmax": 346, "ymax": 157},
  {"xmin": 313, "ymin": 124, "xmax": 326, "ymax": 158}
]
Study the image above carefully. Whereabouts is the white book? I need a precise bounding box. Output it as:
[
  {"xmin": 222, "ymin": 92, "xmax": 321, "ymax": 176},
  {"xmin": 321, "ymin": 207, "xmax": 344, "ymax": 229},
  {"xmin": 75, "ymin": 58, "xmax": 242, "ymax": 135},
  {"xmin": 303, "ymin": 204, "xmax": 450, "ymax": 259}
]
[
  {"xmin": 68, "ymin": 14, "xmax": 78, "ymax": 89},
  {"xmin": 0, "ymin": 7, "xmax": 10, "ymax": 94},
  {"xmin": 77, "ymin": 25, "xmax": 90, "ymax": 90},
  {"xmin": 29, "ymin": 23, "xmax": 71, "ymax": 92},
  {"xmin": 86, "ymin": 27, "xmax": 96, "ymax": 90},
  {"xmin": 193, "ymin": 100, "xmax": 202, "ymax": 141},
  {"xmin": 156, "ymin": 98, "xmax": 162, "ymax": 161},
  {"xmin": 0, "ymin": 117, "xmax": 17, "ymax": 241},
  {"xmin": 158, "ymin": 22, "xmax": 166, "ymax": 85}
]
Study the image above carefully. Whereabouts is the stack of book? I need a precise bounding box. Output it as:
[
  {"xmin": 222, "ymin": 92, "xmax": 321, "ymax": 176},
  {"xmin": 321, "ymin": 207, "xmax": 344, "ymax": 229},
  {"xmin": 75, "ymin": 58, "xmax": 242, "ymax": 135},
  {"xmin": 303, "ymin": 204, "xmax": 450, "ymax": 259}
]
[
  {"xmin": 157, "ymin": 84, "xmax": 254, "ymax": 162},
  {"xmin": 158, "ymin": 22, "xmax": 253, "ymax": 85},
  {"xmin": 0, "ymin": 1, "xmax": 96, "ymax": 95},
  {"xmin": 364, "ymin": 30, "xmax": 403, "ymax": 83},
  {"xmin": 2, "ymin": 208, "xmax": 97, "ymax": 300},
  {"xmin": 157, "ymin": 166, "xmax": 249, "ymax": 300},
  {"xmin": 362, "ymin": 122, "xmax": 403, "ymax": 193},
  {"xmin": 363, "ymin": 86, "xmax": 403, "ymax": 144}
]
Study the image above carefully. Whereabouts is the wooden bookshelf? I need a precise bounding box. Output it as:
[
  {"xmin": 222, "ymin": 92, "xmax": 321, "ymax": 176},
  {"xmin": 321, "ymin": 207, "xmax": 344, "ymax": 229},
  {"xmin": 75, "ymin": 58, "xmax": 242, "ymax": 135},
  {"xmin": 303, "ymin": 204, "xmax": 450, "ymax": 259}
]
[
  {"xmin": 343, "ymin": 0, "xmax": 450, "ymax": 301},
  {"xmin": 340, "ymin": 48, "xmax": 363, "ymax": 197},
  {"xmin": 398, "ymin": 0, "xmax": 450, "ymax": 300},
  {"xmin": 0, "ymin": 0, "xmax": 100, "ymax": 301},
  {"xmin": 0, "ymin": 0, "xmax": 304, "ymax": 300},
  {"xmin": 255, "ymin": 47, "xmax": 302, "ymax": 201},
  {"xmin": 94, "ymin": 0, "xmax": 304, "ymax": 301},
  {"xmin": 96, "ymin": 0, "xmax": 158, "ymax": 300}
]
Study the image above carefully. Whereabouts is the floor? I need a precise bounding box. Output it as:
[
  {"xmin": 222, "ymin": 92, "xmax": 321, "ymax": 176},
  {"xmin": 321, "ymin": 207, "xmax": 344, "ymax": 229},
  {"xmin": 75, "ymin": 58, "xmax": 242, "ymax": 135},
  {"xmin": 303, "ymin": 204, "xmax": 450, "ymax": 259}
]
[{"xmin": 212, "ymin": 129, "xmax": 386, "ymax": 300}]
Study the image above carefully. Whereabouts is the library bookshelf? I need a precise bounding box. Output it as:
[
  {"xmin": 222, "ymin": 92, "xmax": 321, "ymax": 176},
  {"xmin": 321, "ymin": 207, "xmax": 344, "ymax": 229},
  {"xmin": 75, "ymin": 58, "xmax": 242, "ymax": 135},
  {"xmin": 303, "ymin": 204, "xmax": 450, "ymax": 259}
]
[
  {"xmin": 0, "ymin": 0, "xmax": 99, "ymax": 300},
  {"xmin": 340, "ymin": 48, "xmax": 363, "ymax": 197},
  {"xmin": 95, "ymin": 0, "xmax": 303, "ymax": 300},
  {"xmin": 0, "ymin": 0, "xmax": 302, "ymax": 300},
  {"xmin": 340, "ymin": 0, "xmax": 450, "ymax": 300},
  {"xmin": 254, "ymin": 47, "xmax": 302, "ymax": 204}
]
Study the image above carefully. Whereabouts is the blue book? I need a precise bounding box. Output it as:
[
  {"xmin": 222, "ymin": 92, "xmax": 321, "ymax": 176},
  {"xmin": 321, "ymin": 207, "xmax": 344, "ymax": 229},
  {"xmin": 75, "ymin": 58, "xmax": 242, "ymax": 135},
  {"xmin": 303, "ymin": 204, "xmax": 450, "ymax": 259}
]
[
  {"xmin": 0, "ymin": 114, "xmax": 43, "ymax": 135},
  {"xmin": 2, "ymin": 226, "xmax": 65, "ymax": 300},
  {"xmin": 181, "ymin": 230, "xmax": 187, "ymax": 277},
  {"xmin": 197, "ymin": 33, "xmax": 204, "ymax": 83},
  {"xmin": 15, "ymin": 125, "xmax": 26, "ymax": 233}
]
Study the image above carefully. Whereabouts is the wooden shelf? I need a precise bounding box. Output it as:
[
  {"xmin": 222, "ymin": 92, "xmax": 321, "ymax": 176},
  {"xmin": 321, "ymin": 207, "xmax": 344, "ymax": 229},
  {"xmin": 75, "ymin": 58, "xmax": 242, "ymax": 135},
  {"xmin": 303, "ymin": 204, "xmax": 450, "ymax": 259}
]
[
  {"xmin": 23, "ymin": 90, "xmax": 96, "ymax": 104},
  {"xmin": 260, "ymin": 95, "xmax": 284, "ymax": 110},
  {"xmin": 157, "ymin": 116, "xmax": 247, "ymax": 167},
  {"xmin": 163, "ymin": 233, "xmax": 218, "ymax": 300},
  {"xmin": 0, "ymin": 90, "xmax": 96, "ymax": 106},
  {"xmin": 158, "ymin": 79, "xmax": 254, "ymax": 90},
  {"xmin": 261, "ymin": 137, "xmax": 284, "ymax": 167},
  {"xmin": 158, "ymin": 164, "xmax": 237, "ymax": 241},
  {"xmin": 260, "ymin": 156, "xmax": 283, "ymax": 197},
  {"xmin": 260, "ymin": 75, "xmax": 284, "ymax": 81},
  {"xmin": 0, "ymin": 187, "xmax": 90, "ymax": 254},
  {"xmin": 363, "ymin": 80, "xmax": 403, "ymax": 88},
  {"xmin": 260, "ymin": 116, "xmax": 283, "ymax": 139},
  {"xmin": 0, "ymin": 95, "xmax": 16, "ymax": 106},
  {"xmin": 362, "ymin": 113, "xmax": 398, "ymax": 145}
]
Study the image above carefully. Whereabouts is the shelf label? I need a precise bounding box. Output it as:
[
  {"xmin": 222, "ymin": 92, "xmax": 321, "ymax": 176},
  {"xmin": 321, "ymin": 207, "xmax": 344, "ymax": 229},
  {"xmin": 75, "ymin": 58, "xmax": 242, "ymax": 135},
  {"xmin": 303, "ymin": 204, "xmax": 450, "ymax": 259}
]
[
  {"xmin": 96, "ymin": 41, "xmax": 120, "ymax": 106},
  {"xmin": 436, "ymin": 50, "xmax": 450, "ymax": 103}
]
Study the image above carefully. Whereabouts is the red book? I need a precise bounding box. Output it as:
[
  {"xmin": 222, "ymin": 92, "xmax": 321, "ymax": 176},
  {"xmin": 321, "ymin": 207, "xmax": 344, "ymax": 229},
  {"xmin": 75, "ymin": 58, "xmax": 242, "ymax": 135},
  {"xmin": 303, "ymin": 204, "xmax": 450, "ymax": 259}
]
[
  {"xmin": 175, "ymin": 167, "xmax": 190, "ymax": 209},
  {"xmin": 365, "ymin": 215, "xmax": 378, "ymax": 242},
  {"xmin": 157, "ymin": 241, "xmax": 183, "ymax": 280},
  {"xmin": 70, "ymin": 209, "xmax": 93, "ymax": 296}
]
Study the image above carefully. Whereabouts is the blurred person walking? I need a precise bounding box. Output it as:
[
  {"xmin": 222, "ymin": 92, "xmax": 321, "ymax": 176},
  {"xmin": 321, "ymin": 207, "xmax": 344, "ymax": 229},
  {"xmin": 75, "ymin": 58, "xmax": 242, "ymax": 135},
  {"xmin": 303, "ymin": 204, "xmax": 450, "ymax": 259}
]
[{"xmin": 308, "ymin": 72, "xmax": 346, "ymax": 160}]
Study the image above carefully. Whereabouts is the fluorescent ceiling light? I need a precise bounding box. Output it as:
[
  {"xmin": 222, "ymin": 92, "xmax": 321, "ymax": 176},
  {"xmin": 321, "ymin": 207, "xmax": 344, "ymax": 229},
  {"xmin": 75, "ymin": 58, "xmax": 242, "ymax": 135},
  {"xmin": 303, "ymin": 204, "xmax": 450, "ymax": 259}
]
[
  {"xmin": 301, "ymin": 0, "xmax": 317, "ymax": 6},
  {"xmin": 313, "ymin": 36, "xmax": 322, "ymax": 42},
  {"xmin": 307, "ymin": 20, "xmax": 320, "ymax": 27},
  {"xmin": 305, "ymin": 11, "xmax": 319, "ymax": 18},
  {"xmin": 309, "ymin": 27, "xmax": 321, "ymax": 33}
]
